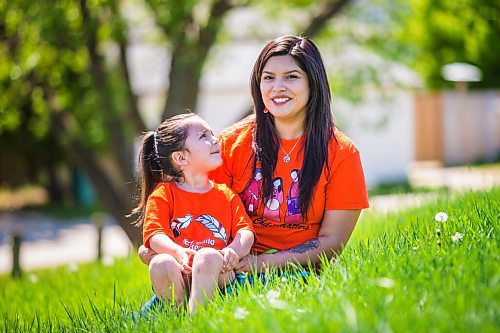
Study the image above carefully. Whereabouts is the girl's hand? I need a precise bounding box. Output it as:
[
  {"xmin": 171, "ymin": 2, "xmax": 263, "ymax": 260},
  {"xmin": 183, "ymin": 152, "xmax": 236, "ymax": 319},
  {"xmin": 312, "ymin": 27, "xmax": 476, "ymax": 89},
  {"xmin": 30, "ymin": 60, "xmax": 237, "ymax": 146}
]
[
  {"xmin": 176, "ymin": 248, "xmax": 196, "ymax": 275},
  {"xmin": 138, "ymin": 245, "xmax": 157, "ymax": 265},
  {"xmin": 219, "ymin": 247, "xmax": 239, "ymax": 273}
]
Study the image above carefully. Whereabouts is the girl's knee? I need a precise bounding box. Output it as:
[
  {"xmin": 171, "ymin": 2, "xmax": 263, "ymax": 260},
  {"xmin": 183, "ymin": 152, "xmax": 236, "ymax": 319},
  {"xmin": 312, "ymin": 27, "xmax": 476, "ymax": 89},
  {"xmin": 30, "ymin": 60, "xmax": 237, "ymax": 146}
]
[
  {"xmin": 192, "ymin": 248, "xmax": 223, "ymax": 270},
  {"xmin": 149, "ymin": 253, "xmax": 180, "ymax": 278}
]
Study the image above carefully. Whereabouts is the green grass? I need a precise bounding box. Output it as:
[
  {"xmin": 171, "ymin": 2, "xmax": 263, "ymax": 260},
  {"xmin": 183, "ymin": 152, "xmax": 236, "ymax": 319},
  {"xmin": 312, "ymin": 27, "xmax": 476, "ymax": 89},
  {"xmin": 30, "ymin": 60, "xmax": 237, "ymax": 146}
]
[
  {"xmin": 367, "ymin": 181, "xmax": 448, "ymax": 196},
  {"xmin": 1, "ymin": 188, "xmax": 498, "ymax": 332}
]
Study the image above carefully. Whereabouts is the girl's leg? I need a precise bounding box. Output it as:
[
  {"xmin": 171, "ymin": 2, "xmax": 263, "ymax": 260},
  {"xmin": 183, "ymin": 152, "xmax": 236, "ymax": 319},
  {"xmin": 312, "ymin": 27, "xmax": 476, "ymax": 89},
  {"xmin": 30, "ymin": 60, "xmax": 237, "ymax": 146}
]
[
  {"xmin": 218, "ymin": 270, "xmax": 236, "ymax": 288},
  {"xmin": 189, "ymin": 248, "xmax": 224, "ymax": 313},
  {"xmin": 149, "ymin": 253, "xmax": 186, "ymax": 305},
  {"xmin": 138, "ymin": 245, "xmax": 156, "ymax": 265}
]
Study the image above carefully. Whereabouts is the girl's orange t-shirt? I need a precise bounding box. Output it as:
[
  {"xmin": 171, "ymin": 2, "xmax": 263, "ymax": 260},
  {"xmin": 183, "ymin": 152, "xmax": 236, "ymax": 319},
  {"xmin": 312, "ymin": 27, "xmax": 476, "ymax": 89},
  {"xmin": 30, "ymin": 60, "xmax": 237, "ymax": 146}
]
[
  {"xmin": 209, "ymin": 121, "xmax": 369, "ymax": 254},
  {"xmin": 143, "ymin": 182, "xmax": 254, "ymax": 251}
]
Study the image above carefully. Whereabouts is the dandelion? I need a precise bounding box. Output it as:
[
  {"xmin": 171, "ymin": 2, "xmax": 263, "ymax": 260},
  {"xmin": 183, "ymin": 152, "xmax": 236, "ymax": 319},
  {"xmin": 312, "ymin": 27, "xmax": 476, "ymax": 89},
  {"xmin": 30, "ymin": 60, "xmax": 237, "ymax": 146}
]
[
  {"xmin": 281, "ymin": 277, "xmax": 288, "ymax": 283},
  {"xmin": 266, "ymin": 290, "xmax": 280, "ymax": 300},
  {"xmin": 102, "ymin": 256, "xmax": 114, "ymax": 266},
  {"xmin": 29, "ymin": 274, "xmax": 38, "ymax": 283},
  {"xmin": 266, "ymin": 290, "xmax": 288, "ymax": 309},
  {"xmin": 451, "ymin": 232, "xmax": 464, "ymax": 243},
  {"xmin": 436, "ymin": 228, "xmax": 441, "ymax": 237},
  {"xmin": 67, "ymin": 262, "xmax": 79, "ymax": 273},
  {"xmin": 376, "ymin": 277, "xmax": 395, "ymax": 289},
  {"xmin": 234, "ymin": 307, "xmax": 249, "ymax": 319},
  {"xmin": 434, "ymin": 212, "xmax": 448, "ymax": 223}
]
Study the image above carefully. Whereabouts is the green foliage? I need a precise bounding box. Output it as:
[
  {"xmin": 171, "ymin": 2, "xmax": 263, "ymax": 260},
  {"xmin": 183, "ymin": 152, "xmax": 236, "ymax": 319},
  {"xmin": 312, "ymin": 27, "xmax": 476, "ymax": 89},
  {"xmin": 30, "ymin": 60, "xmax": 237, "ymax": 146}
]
[
  {"xmin": 390, "ymin": 0, "xmax": 500, "ymax": 89},
  {"xmin": 1, "ymin": 188, "xmax": 498, "ymax": 332},
  {"xmin": 0, "ymin": 1, "xmax": 130, "ymax": 148}
]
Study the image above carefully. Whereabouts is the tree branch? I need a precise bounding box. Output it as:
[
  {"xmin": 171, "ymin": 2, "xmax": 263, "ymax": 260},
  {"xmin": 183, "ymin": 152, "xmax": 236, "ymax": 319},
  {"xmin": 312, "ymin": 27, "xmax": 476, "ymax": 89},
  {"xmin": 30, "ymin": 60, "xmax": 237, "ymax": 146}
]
[
  {"xmin": 80, "ymin": 0, "xmax": 134, "ymax": 179},
  {"xmin": 302, "ymin": 0, "xmax": 352, "ymax": 37}
]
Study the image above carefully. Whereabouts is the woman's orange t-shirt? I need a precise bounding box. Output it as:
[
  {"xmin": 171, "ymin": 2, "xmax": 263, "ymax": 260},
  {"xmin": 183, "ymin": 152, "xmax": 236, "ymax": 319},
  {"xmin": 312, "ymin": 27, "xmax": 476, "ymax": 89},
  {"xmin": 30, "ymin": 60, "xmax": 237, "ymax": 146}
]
[{"xmin": 209, "ymin": 121, "xmax": 369, "ymax": 254}]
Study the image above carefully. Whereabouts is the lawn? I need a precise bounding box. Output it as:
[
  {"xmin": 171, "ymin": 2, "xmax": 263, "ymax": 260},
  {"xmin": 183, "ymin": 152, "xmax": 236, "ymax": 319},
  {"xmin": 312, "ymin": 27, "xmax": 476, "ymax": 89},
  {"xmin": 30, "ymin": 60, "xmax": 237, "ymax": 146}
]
[{"xmin": 1, "ymin": 187, "xmax": 498, "ymax": 332}]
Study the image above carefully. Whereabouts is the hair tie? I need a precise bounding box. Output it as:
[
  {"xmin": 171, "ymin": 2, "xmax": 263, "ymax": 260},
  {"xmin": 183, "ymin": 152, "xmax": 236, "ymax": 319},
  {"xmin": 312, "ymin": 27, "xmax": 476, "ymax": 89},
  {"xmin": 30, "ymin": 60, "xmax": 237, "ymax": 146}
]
[{"xmin": 153, "ymin": 131, "xmax": 159, "ymax": 156}]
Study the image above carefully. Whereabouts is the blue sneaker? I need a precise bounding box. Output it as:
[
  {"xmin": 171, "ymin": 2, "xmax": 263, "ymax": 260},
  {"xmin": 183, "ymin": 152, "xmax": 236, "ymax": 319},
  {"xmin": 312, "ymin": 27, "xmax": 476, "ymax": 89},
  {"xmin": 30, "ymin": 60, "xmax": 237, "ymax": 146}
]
[{"xmin": 132, "ymin": 295, "xmax": 162, "ymax": 320}]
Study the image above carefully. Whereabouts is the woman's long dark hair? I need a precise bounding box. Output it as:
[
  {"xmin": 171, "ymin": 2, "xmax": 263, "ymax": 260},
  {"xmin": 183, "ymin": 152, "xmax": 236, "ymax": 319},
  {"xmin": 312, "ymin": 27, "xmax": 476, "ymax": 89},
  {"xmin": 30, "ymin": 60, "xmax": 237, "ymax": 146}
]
[
  {"xmin": 131, "ymin": 113, "xmax": 196, "ymax": 226},
  {"xmin": 250, "ymin": 35, "xmax": 334, "ymax": 216}
]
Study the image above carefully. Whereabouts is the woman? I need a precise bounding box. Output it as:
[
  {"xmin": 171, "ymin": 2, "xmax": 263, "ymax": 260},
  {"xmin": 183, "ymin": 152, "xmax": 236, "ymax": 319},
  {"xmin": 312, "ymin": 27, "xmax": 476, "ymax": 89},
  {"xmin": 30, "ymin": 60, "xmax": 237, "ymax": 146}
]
[
  {"xmin": 138, "ymin": 34, "xmax": 368, "ymax": 288},
  {"xmin": 211, "ymin": 35, "xmax": 369, "ymax": 273}
]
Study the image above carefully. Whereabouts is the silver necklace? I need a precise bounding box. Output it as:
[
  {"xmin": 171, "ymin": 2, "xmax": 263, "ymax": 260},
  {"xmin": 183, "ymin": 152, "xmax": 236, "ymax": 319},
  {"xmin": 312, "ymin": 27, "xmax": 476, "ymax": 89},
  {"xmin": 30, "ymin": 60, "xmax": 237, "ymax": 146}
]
[{"xmin": 280, "ymin": 135, "xmax": 303, "ymax": 163}]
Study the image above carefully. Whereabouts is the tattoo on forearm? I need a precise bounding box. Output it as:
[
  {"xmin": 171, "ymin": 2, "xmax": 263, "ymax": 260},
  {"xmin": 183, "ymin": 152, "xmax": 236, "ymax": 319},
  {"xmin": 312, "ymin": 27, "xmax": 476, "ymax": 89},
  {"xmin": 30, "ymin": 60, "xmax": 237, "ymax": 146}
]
[{"xmin": 286, "ymin": 238, "xmax": 320, "ymax": 254}]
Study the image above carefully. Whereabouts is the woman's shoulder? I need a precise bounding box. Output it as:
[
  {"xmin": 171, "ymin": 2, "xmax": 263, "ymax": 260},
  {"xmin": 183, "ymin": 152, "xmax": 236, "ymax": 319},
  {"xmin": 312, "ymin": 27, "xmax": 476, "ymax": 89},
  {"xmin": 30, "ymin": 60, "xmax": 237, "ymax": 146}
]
[
  {"xmin": 329, "ymin": 128, "xmax": 360, "ymax": 156},
  {"xmin": 212, "ymin": 182, "xmax": 239, "ymax": 199},
  {"xmin": 218, "ymin": 115, "xmax": 255, "ymax": 147}
]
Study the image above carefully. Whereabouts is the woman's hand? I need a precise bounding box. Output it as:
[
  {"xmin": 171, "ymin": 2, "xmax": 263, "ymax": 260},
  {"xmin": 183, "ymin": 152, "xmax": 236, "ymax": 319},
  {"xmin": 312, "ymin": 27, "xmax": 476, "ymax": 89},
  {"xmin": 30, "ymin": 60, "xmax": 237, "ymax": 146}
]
[
  {"xmin": 219, "ymin": 247, "xmax": 239, "ymax": 273},
  {"xmin": 234, "ymin": 254, "xmax": 258, "ymax": 273}
]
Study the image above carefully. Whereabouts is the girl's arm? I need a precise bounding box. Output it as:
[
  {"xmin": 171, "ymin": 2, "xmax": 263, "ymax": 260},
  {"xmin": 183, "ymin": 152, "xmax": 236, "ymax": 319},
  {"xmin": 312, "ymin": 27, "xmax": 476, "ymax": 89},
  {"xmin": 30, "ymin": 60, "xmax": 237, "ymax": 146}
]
[
  {"xmin": 235, "ymin": 210, "xmax": 361, "ymax": 272},
  {"xmin": 227, "ymin": 229, "xmax": 255, "ymax": 258},
  {"xmin": 220, "ymin": 229, "xmax": 254, "ymax": 272},
  {"xmin": 149, "ymin": 234, "xmax": 195, "ymax": 265}
]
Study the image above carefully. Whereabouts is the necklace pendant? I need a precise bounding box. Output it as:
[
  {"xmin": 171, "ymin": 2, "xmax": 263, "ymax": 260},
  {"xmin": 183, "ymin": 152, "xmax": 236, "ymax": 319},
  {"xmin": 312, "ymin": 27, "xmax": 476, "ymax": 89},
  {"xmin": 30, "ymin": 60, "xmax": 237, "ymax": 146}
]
[{"xmin": 283, "ymin": 155, "xmax": 291, "ymax": 163}]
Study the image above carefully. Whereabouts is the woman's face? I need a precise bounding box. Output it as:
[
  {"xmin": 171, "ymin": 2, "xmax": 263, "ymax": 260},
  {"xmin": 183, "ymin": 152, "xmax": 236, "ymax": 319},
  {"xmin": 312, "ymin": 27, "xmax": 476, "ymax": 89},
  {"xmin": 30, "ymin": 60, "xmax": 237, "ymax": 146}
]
[{"xmin": 260, "ymin": 55, "xmax": 309, "ymax": 124}]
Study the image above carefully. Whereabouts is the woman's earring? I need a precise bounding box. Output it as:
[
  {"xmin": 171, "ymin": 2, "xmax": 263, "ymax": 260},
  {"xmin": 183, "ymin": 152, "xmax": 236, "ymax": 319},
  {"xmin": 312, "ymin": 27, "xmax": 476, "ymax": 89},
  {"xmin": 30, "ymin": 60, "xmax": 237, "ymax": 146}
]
[{"xmin": 263, "ymin": 107, "xmax": 269, "ymax": 114}]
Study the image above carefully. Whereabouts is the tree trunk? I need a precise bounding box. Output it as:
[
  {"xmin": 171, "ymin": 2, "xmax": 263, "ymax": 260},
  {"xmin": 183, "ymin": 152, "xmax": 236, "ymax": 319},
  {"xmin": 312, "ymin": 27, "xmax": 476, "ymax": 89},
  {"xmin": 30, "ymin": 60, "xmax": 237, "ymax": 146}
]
[
  {"xmin": 162, "ymin": 44, "xmax": 203, "ymax": 119},
  {"xmin": 50, "ymin": 111, "xmax": 142, "ymax": 247}
]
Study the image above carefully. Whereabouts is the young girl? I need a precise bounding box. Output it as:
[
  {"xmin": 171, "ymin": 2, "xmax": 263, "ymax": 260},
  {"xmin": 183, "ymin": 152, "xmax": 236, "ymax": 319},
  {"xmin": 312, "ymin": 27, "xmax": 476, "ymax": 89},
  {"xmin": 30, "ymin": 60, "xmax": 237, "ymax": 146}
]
[{"xmin": 132, "ymin": 113, "xmax": 254, "ymax": 314}]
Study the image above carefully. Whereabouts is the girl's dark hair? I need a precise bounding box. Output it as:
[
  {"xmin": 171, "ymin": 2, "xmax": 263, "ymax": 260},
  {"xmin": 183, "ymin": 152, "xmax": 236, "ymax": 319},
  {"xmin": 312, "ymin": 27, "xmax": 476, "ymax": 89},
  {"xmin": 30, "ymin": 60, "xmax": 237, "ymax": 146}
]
[
  {"xmin": 132, "ymin": 113, "xmax": 197, "ymax": 226},
  {"xmin": 249, "ymin": 35, "xmax": 334, "ymax": 216}
]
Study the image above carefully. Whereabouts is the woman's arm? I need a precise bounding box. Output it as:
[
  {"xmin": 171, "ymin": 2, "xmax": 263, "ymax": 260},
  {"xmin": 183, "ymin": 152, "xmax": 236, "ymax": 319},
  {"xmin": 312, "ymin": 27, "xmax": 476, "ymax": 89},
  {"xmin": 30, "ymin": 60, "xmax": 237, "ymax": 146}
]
[
  {"xmin": 226, "ymin": 229, "xmax": 255, "ymax": 258},
  {"xmin": 235, "ymin": 209, "xmax": 361, "ymax": 272}
]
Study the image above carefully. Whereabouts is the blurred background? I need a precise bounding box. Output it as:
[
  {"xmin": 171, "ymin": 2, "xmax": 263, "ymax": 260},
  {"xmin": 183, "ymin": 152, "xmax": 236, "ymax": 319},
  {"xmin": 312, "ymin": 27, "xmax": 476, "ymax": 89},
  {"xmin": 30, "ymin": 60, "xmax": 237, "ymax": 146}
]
[{"xmin": 1, "ymin": 0, "xmax": 499, "ymax": 272}]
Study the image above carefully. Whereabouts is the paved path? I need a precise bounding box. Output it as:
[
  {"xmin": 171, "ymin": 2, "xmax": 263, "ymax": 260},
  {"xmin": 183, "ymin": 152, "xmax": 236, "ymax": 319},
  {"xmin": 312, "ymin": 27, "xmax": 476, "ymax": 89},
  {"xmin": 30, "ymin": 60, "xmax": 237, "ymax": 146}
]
[
  {"xmin": 1, "ymin": 165, "xmax": 498, "ymax": 274},
  {"xmin": 0, "ymin": 212, "xmax": 132, "ymax": 274}
]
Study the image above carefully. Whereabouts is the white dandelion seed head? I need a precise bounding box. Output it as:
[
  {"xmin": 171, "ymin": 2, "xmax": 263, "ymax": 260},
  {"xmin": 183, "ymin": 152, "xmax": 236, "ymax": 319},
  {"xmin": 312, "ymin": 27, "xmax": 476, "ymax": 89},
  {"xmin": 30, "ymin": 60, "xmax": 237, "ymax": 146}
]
[
  {"xmin": 234, "ymin": 307, "xmax": 249, "ymax": 319},
  {"xmin": 67, "ymin": 263, "xmax": 79, "ymax": 273},
  {"xmin": 102, "ymin": 256, "xmax": 114, "ymax": 266},
  {"xmin": 29, "ymin": 274, "xmax": 38, "ymax": 283},
  {"xmin": 269, "ymin": 298, "xmax": 288, "ymax": 309},
  {"xmin": 376, "ymin": 277, "xmax": 395, "ymax": 289},
  {"xmin": 266, "ymin": 290, "xmax": 288, "ymax": 309},
  {"xmin": 434, "ymin": 212, "xmax": 448, "ymax": 223},
  {"xmin": 451, "ymin": 232, "xmax": 464, "ymax": 243},
  {"xmin": 266, "ymin": 290, "xmax": 280, "ymax": 300}
]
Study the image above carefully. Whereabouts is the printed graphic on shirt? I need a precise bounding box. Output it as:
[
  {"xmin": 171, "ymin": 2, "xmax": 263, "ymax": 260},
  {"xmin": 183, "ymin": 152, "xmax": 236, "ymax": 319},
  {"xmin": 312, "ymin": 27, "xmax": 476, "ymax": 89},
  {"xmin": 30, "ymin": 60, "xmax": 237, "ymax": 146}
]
[
  {"xmin": 241, "ymin": 168, "xmax": 262, "ymax": 216},
  {"xmin": 195, "ymin": 214, "xmax": 228, "ymax": 244},
  {"xmin": 242, "ymin": 169, "xmax": 304, "ymax": 225},
  {"xmin": 171, "ymin": 214, "xmax": 193, "ymax": 238},
  {"xmin": 170, "ymin": 213, "xmax": 228, "ymax": 250},
  {"xmin": 263, "ymin": 177, "xmax": 283, "ymax": 221},
  {"xmin": 285, "ymin": 169, "xmax": 302, "ymax": 224}
]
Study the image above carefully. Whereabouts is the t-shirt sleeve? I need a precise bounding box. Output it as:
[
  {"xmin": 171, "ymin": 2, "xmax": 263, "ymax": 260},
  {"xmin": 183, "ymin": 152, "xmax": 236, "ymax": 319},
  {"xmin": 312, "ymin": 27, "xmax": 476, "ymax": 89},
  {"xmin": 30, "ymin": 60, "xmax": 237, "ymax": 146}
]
[
  {"xmin": 209, "ymin": 134, "xmax": 232, "ymax": 187},
  {"xmin": 325, "ymin": 148, "xmax": 369, "ymax": 210},
  {"xmin": 142, "ymin": 194, "xmax": 171, "ymax": 248},
  {"xmin": 229, "ymin": 191, "xmax": 255, "ymax": 239}
]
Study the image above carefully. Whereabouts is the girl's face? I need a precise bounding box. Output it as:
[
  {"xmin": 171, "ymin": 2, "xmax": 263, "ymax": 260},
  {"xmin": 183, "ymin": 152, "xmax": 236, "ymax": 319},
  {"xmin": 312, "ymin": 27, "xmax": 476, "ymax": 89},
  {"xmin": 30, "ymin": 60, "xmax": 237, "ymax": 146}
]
[
  {"xmin": 260, "ymin": 55, "xmax": 309, "ymax": 124},
  {"xmin": 183, "ymin": 117, "xmax": 222, "ymax": 172}
]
